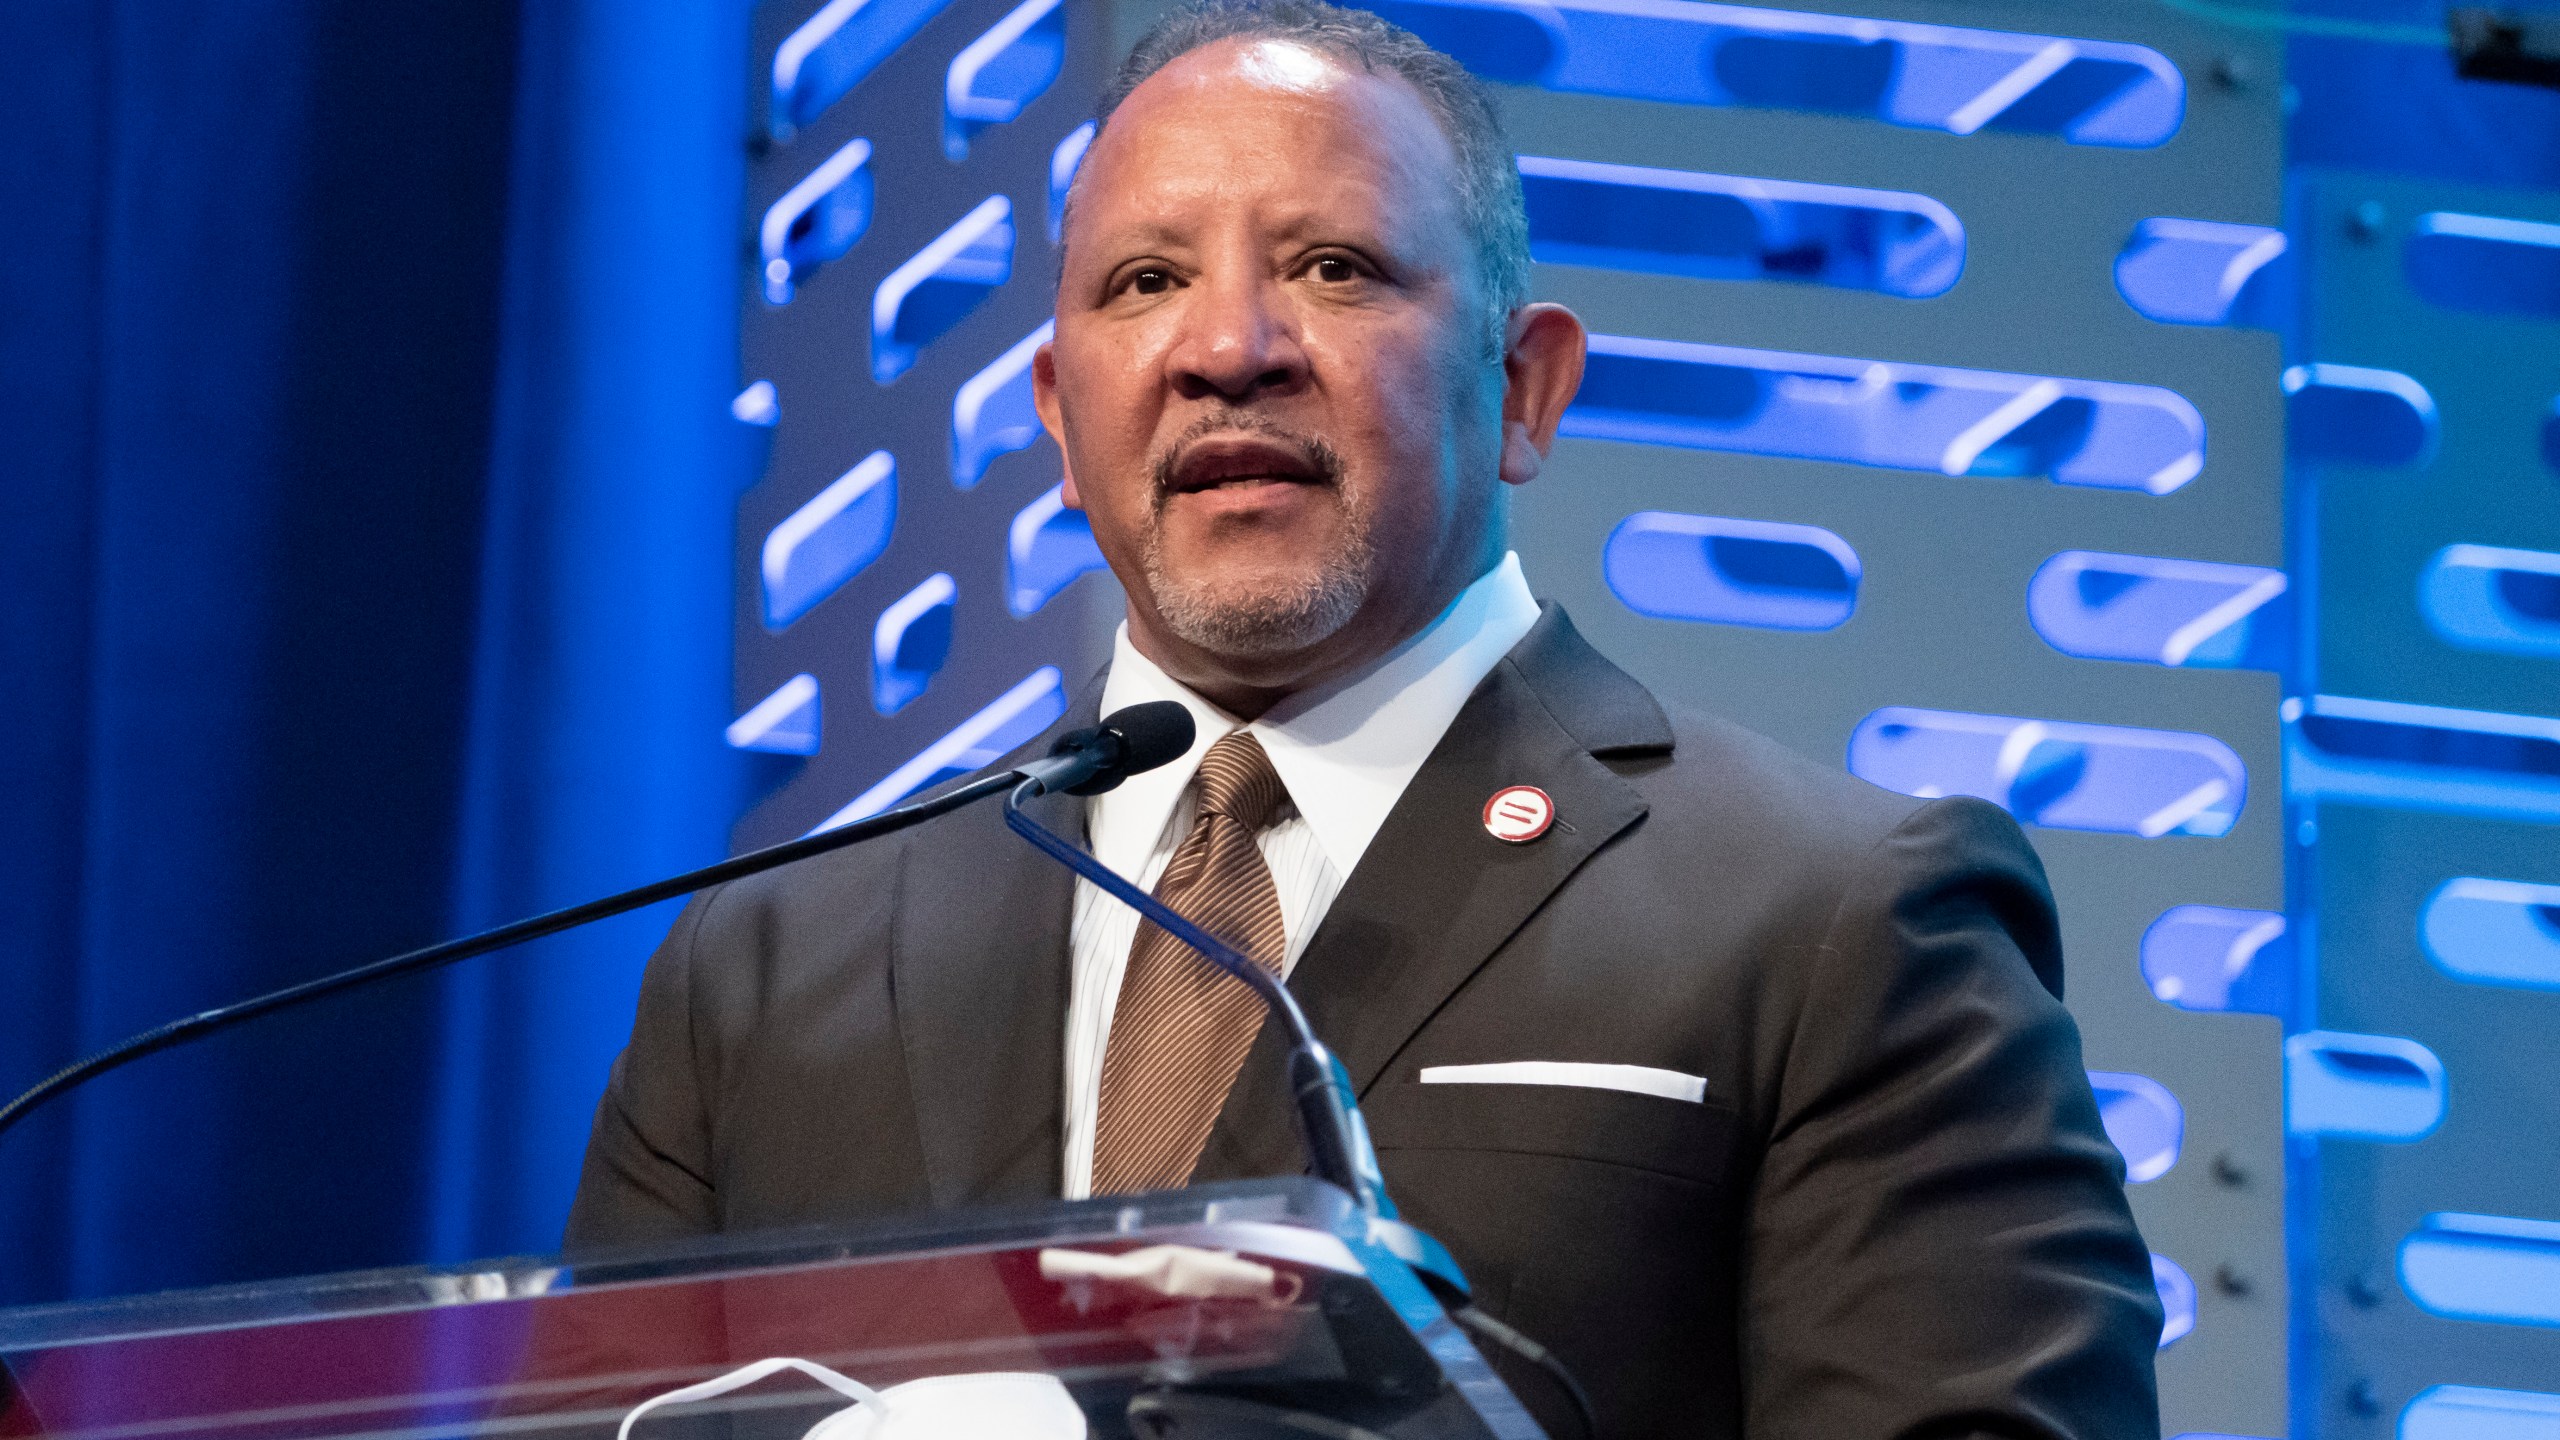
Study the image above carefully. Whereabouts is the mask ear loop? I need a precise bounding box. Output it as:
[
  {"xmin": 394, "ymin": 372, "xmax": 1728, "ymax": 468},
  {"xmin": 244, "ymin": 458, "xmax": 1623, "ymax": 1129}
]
[{"xmin": 617, "ymin": 1356, "xmax": 890, "ymax": 1440}]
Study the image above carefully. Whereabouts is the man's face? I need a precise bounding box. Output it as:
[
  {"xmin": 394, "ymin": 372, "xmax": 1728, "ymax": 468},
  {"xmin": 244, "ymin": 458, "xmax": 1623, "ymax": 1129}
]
[{"xmin": 1034, "ymin": 38, "xmax": 1508, "ymax": 699}]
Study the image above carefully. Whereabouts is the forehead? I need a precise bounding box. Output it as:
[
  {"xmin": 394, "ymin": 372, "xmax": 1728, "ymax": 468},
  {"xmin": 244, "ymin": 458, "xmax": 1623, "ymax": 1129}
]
[{"xmin": 1072, "ymin": 38, "xmax": 1466, "ymax": 248}]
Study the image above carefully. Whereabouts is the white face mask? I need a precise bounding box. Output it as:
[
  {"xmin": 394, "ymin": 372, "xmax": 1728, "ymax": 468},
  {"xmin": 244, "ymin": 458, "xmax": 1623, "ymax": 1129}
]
[{"xmin": 617, "ymin": 1357, "xmax": 1088, "ymax": 1440}]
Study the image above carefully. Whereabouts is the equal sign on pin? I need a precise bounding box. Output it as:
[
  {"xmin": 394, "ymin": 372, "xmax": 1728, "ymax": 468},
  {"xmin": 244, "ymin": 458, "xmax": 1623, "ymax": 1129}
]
[{"xmin": 1481, "ymin": 785, "xmax": 1555, "ymax": 844}]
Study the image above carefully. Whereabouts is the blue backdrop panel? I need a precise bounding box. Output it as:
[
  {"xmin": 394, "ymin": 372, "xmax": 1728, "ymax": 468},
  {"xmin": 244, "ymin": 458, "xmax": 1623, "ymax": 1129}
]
[
  {"xmin": 2287, "ymin": 170, "xmax": 2560, "ymax": 1436},
  {"xmin": 733, "ymin": 0, "xmax": 1120, "ymax": 852},
  {"xmin": 2288, "ymin": 0, "xmax": 2560, "ymax": 194}
]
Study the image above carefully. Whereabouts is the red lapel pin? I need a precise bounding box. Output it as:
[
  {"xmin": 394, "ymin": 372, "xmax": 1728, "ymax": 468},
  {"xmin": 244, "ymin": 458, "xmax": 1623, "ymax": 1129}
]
[{"xmin": 1482, "ymin": 785, "xmax": 1554, "ymax": 843}]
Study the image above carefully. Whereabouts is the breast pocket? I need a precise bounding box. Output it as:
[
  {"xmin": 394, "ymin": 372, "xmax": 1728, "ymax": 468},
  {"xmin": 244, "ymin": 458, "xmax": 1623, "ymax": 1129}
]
[
  {"xmin": 1368, "ymin": 1075, "xmax": 1738, "ymax": 1186},
  {"xmin": 1366, "ymin": 1078, "xmax": 1748, "ymax": 1437}
]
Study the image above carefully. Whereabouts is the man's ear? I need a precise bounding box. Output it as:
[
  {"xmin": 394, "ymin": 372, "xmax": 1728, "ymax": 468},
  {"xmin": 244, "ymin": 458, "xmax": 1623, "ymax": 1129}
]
[
  {"xmin": 1030, "ymin": 333, "xmax": 1083, "ymax": 509},
  {"xmin": 1497, "ymin": 303, "xmax": 1587, "ymax": 487}
]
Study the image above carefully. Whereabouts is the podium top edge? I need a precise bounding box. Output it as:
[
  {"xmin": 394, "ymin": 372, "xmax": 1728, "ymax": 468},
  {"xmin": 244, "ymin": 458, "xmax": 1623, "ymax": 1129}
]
[{"xmin": 0, "ymin": 1176, "xmax": 1359, "ymax": 1353}]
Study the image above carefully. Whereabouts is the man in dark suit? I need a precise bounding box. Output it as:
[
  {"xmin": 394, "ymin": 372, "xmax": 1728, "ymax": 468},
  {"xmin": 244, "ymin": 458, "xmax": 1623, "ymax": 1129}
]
[{"xmin": 567, "ymin": 3, "xmax": 2163, "ymax": 1435}]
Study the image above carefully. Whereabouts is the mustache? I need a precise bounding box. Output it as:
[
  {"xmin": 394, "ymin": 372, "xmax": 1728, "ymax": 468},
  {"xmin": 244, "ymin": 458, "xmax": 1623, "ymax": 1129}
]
[{"xmin": 1148, "ymin": 412, "xmax": 1345, "ymax": 502}]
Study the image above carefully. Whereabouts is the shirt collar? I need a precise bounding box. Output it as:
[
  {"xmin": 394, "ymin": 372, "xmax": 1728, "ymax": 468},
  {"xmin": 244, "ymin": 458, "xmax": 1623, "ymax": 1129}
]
[{"xmin": 1088, "ymin": 553, "xmax": 1541, "ymax": 882}]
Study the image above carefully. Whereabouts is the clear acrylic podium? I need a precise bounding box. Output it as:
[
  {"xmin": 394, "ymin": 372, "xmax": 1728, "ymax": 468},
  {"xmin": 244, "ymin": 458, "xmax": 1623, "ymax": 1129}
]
[{"xmin": 0, "ymin": 1179, "xmax": 1546, "ymax": 1439}]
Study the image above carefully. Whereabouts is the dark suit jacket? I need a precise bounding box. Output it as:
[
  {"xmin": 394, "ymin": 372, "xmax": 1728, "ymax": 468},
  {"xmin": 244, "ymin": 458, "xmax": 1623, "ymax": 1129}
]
[{"xmin": 566, "ymin": 606, "xmax": 2162, "ymax": 1438}]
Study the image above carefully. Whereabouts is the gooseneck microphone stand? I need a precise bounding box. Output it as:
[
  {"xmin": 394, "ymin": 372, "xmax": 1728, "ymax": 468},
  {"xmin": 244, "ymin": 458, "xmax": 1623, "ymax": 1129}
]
[
  {"xmin": 1004, "ymin": 780, "xmax": 1421, "ymax": 1251},
  {"xmin": 0, "ymin": 706, "xmax": 1190, "ymax": 1148},
  {"xmin": 1002, "ymin": 771, "xmax": 1600, "ymax": 1440}
]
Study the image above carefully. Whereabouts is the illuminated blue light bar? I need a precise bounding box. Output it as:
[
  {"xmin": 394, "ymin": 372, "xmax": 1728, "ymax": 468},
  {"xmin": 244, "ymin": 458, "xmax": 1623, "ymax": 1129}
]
[
  {"xmin": 2285, "ymin": 363, "xmax": 2438, "ymax": 468},
  {"xmin": 759, "ymin": 137, "xmax": 874, "ymax": 306},
  {"xmin": 763, "ymin": 451, "xmax": 898, "ymax": 630},
  {"xmin": 1049, "ymin": 122, "xmax": 1095, "ymax": 244},
  {"xmin": 2545, "ymin": 396, "xmax": 2559, "ymax": 476},
  {"xmin": 2113, "ymin": 218, "xmax": 2287, "ymax": 327},
  {"xmin": 731, "ymin": 382, "xmax": 779, "ymax": 494},
  {"xmin": 814, "ymin": 666, "xmax": 1069, "ymax": 832},
  {"xmin": 1565, "ymin": 334, "xmax": 2205, "ymax": 493},
  {"xmin": 2028, "ymin": 551, "xmax": 2287, "ymax": 669},
  {"xmin": 1008, "ymin": 482, "xmax": 1108, "ymax": 616},
  {"xmin": 945, "ymin": 0, "xmax": 1064, "ymax": 160},
  {"xmin": 2400, "ymin": 1213, "xmax": 2560, "ymax": 1329},
  {"xmin": 1358, "ymin": 0, "xmax": 1561, "ymax": 81},
  {"xmin": 731, "ymin": 381, "xmax": 779, "ymax": 428},
  {"xmin": 2153, "ymin": 1254, "xmax": 2196, "ymax": 1349},
  {"xmin": 726, "ymin": 674, "xmax": 822, "ymax": 756},
  {"xmin": 1518, "ymin": 156, "xmax": 1963, "ymax": 298},
  {"xmin": 771, "ymin": 0, "xmax": 960, "ymax": 142},
  {"xmin": 2423, "ymin": 544, "xmax": 2560, "ymax": 658},
  {"xmin": 2285, "ymin": 694, "xmax": 2560, "ymax": 825},
  {"xmin": 2403, "ymin": 1385, "xmax": 2560, "ymax": 1440},
  {"xmin": 2423, "ymin": 877, "xmax": 2560, "ymax": 991},
  {"xmin": 1603, "ymin": 511, "xmax": 1859, "ymax": 631},
  {"xmin": 1847, "ymin": 708, "xmax": 2245, "ymax": 837},
  {"xmin": 874, "ymin": 196, "xmax": 1015, "ymax": 384},
  {"xmin": 2142, "ymin": 905, "xmax": 2291, "ymax": 1015},
  {"xmin": 952, "ymin": 322, "xmax": 1050, "ymax": 490},
  {"xmin": 873, "ymin": 572, "xmax": 957, "ymax": 715},
  {"xmin": 1364, "ymin": 0, "xmax": 2184, "ymax": 146},
  {"xmin": 2088, "ymin": 1070, "xmax": 2183, "ymax": 1183},
  {"xmin": 2286, "ymin": 1030, "xmax": 2445, "ymax": 1141},
  {"xmin": 2406, "ymin": 211, "xmax": 2560, "ymax": 321}
]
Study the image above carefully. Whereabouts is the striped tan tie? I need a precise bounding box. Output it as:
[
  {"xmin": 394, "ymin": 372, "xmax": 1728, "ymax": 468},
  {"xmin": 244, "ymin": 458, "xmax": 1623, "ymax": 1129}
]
[{"xmin": 1091, "ymin": 730, "xmax": 1291, "ymax": 1195}]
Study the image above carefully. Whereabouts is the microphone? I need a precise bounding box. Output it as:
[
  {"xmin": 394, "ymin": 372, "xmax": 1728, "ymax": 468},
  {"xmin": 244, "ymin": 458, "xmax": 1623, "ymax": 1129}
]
[
  {"xmin": 0, "ymin": 703, "xmax": 1195, "ymax": 1148},
  {"xmin": 1015, "ymin": 700, "xmax": 1196, "ymax": 798}
]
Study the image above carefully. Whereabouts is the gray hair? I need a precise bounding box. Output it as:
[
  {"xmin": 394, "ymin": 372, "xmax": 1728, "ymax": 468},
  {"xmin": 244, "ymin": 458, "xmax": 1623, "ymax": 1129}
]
[{"xmin": 1074, "ymin": 0, "xmax": 1531, "ymax": 359}]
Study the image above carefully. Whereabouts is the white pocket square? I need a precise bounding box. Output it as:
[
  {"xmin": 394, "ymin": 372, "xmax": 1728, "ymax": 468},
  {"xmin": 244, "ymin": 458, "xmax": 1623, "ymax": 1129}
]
[{"xmin": 1417, "ymin": 1061, "xmax": 1707, "ymax": 1104}]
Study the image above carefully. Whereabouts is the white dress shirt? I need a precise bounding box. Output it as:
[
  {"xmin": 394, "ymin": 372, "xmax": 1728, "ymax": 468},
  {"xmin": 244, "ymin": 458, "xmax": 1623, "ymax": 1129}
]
[{"xmin": 1061, "ymin": 553, "xmax": 1542, "ymax": 1198}]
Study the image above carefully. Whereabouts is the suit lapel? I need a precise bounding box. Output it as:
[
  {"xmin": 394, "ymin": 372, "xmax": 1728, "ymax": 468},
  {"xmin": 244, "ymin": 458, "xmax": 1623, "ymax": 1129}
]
[
  {"xmin": 1193, "ymin": 607, "xmax": 1671, "ymax": 1182},
  {"xmin": 890, "ymin": 686, "xmax": 1099, "ymax": 1209}
]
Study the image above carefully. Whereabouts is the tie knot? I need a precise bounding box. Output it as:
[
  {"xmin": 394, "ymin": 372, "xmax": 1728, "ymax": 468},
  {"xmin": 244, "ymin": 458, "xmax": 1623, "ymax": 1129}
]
[{"xmin": 1193, "ymin": 731, "xmax": 1289, "ymax": 831}]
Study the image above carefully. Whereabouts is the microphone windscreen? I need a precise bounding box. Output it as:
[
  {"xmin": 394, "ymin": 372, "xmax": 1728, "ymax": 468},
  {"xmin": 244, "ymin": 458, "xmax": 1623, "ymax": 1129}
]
[{"xmin": 1102, "ymin": 701, "xmax": 1196, "ymax": 777}]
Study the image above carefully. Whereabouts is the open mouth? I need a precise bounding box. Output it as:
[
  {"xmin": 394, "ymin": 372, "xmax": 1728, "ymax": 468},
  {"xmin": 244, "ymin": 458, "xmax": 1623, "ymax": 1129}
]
[{"xmin": 1160, "ymin": 433, "xmax": 1337, "ymax": 497}]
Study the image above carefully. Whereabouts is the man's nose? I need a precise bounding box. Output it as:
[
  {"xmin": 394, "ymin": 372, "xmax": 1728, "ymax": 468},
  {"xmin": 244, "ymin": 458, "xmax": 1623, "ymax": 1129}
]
[{"xmin": 1166, "ymin": 271, "xmax": 1307, "ymax": 402}]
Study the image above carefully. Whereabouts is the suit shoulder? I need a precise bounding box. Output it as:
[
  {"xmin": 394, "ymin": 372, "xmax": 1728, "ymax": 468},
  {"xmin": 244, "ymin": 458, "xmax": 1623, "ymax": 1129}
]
[
  {"xmin": 655, "ymin": 810, "xmax": 937, "ymax": 1016},
  {"xmin": 681, "ymin": 783, "xmax": 1057, "ymax": 967},
  {"xmin": 1630, "ymin": 702, "xmax": 1934, "ymax": 859},
  {"xmin": 1630, "ymin": 701, "xmax": 2061, "ymax": 990},
  {"xmin": 702, "ymin": 819, "xmax": 911, "ymax": 924}
]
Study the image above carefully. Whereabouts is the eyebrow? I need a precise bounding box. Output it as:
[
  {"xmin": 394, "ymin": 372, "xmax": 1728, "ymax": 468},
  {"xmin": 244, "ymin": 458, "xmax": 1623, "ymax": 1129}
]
[
  {"xmin": 1264, "ymin": 210, "xmax": 1391, "ymax": 247},
  {"xmin": 1085, "ymin": 219, "xmax": 1194, "ymax": 252},
  {"xmin": 1083, "ymin": 209, "xmax": 1399, "ymax": 257}
]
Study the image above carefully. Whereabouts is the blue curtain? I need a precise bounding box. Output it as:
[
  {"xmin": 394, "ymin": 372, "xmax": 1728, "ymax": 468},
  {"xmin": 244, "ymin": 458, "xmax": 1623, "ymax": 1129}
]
[
  {"xmin": 425, "ymin": 0, "xmax": 751, "ymax": 1263},
  {"xmin": 0, "ymin": 0, "xmax": 744, "ymax": 1305}
]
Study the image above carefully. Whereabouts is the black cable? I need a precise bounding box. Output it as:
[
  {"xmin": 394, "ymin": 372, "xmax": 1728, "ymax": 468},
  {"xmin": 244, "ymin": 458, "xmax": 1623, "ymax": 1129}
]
[
  {"xmin": 1452, "ymin": 1303, "xmax": 1600, "ymax": 1440},
  {"xmin": 0, "ymin": 770, "xmax": 1023, "ymax": 1147}
]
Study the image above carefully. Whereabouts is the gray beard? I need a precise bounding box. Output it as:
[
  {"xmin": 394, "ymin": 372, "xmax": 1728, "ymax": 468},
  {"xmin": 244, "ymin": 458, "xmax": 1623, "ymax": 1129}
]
[{"xmin": 1139, "ymin": 518, "xmax": 1376, "ymax": 660}]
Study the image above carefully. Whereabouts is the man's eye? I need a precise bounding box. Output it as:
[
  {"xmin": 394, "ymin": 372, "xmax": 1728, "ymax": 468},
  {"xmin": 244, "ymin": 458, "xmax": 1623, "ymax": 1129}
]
[
  {"xmin": 1128, "ymin": 268, "xmax": 1173, "ymax": 295},
  {"xmin": 1310, "ymin": 256, "xmax": 1360, "ymax": 283}
]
